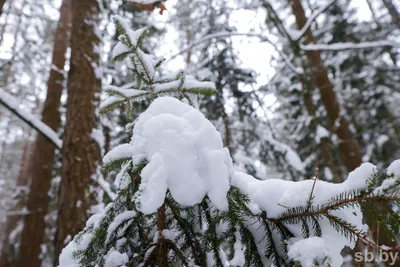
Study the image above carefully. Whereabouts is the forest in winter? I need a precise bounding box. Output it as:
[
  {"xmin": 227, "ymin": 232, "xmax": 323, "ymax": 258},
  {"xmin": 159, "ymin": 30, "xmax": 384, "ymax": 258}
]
[{"xmin": 0, "ymin": 0, "xmax": 400, "ymax": 266}]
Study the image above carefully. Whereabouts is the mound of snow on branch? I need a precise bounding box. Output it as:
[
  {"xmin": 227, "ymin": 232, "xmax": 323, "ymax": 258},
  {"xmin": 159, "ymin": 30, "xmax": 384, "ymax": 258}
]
[
  {"xmin": 232, "ymin": 163, "xmax": 374, "ymax": 266},
  {"xmin": 110, "ymin": 96, "xmax": 232, "ymax": 214}
]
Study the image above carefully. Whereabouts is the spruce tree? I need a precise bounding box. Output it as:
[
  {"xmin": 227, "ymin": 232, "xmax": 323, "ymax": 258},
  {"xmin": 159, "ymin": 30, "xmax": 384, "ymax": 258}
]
[{"xmin": 58, "ymin": 16, "xmax": 400, "ymax": 267}]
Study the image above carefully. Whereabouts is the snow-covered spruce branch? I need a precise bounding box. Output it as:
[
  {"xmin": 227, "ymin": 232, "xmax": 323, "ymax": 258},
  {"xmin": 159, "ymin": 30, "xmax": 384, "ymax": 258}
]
[
  {"xmin": 0, "ymin": 88, "xmax": 62, "ymax": 149},
  {"xmin": 300, "ymin": 40, "xmax": 400, "ymax": 51},
  {"xmin": 167, "ymin": 31, "xmax": 303, "ymax": 75},
  {"xmin": 291, "ymin": 0, "xmax": 336, "ymax": 41},
  {"xmin": 266, "ymin": 194, "xmax": 400, "ymax": 229},
  {"xmin": 58, "ymin": 17, "xmax": 400, "ymax": 267}
]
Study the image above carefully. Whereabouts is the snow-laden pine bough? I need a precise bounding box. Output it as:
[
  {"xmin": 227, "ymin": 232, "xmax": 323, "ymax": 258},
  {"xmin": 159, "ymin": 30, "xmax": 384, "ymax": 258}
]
[{"xmin": 58, "ymin": 16, "xmax": 400, "ymax": 267}]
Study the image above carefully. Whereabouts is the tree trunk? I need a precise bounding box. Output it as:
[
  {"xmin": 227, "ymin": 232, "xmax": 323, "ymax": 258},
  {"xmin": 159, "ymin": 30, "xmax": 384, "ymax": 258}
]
[
  {"xmin": 382, "ymin": 0, "xmax": 400, "ymax": 30},
  {"xmin": 53, "ymin": 0, "xmax": 101, "ymax": 263},
  {"xmin": 295, "ymin": 46, "xmax": 342, "ymax": 183},
  {"xmin": 289, "ymin": 0, "xmax": 362, "ymax": 172},
  {"xmin": 15, "ymin": 0, "xmax": 72, "ymax": 266},
  {"xmin": 0, "ymin": 0, "xmax": 6, "ymax": 18},
  {"xmin": 289, "ymin": 0, "xmax": 397, "ymax": 250}
]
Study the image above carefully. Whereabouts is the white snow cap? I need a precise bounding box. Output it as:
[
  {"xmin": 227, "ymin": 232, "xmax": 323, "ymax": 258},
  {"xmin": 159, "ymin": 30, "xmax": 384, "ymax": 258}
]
[
  {"xmin": 288, "ymin": 237, "xmax": 330, "ymax": 266},
  {"xmin": 375, "ymin": 159, "xmax": 400, "ymax": 193},
  {"xmin": 387, "ymin": 159, "xmax": 400, "ymax": 178},
  {"xmin": 232, "ymin": 163, "xmax": 375, "ymax": 267},
  {"xmin": 108, "ymin": 96, "xmax": 232, "ymax": 214},
  {"xmin": 104, "ymin": 251, "xmax": 129, "ymax": 267}
]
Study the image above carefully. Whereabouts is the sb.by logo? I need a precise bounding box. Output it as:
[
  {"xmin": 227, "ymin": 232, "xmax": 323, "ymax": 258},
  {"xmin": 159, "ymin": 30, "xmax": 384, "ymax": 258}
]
[{"xmin": 354, "ymin": 249, "xmax": 399, "ymax": 266}]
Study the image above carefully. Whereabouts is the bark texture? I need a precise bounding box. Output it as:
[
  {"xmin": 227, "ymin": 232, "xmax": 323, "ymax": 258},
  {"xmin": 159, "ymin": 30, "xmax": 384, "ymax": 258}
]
[
  {"xmin": 15, "ymin": 1, "xmax": 72, "ymax": 266},
  {"xmin": 53, "ymin": 0, "xmax": 101, "ymax": 263},
  {"xmin": 289, "ymin": 0, "xmax": 362, "ymax": 172},
  {"xmin": 0, "ymin": 0, "xmax": 6, "ymax": 18},
  {"xmin": 382, "ymin": 0, "xmax": 400, "ymax": 30}
]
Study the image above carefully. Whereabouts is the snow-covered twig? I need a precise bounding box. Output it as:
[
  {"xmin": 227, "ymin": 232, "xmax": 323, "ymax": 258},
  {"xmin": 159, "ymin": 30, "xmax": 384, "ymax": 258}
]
[
  {"xmin": 167, "ymin": 31, "xmax": 303, "ymax": 75},
  {"xmin": 96, "ymin": 176, "xmax": 116, "ymax": 201},
  {"xmin": 291, "ymin": 0, "xmax": 336, "ymax": 41},
  {"xmin": 300, "ymin": 40, "xmax": 399, "ymax": 51},
  {"xmin": 262, "ymin": 0, "xmax": 293, "ymax": 41},
  {"xmin": 126, "ymin": 0, "xmax": 161, "ymax": 3},
  {"xmin": 0, "ymin": 89, "xmax": 62, "ymax": 149},
  {"xmin": 167, "ymin": 32, "xmax": 266, "ymax": 61}
]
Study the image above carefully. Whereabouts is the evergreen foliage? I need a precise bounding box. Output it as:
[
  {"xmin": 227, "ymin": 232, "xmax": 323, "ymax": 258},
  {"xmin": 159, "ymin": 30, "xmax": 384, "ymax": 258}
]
[{"xmin": 58, "ymin": 16, "xmax": 400, "ymax": 267}]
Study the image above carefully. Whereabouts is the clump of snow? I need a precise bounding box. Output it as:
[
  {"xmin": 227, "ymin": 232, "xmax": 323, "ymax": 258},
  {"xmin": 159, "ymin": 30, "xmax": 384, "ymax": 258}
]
[
  {"xmin": 103, "ymin": 144, "xmax": 133, "ymax": 165},
  {"xmin": 104, "ymin": 250, "xmax": 129, "ymax": 267},
  {"xmin": 375, "ymin": 159, "xmax": 400, "ymax": 193},
  {"xmin": 161, "ymin": 229, "xmax": 180, "ymax": 241},
  {"xmin": 114, "ymin": 161, "xmax": 133, "ymax": 190},
  {"xmin": 105, "ymin": 96, "xmax": 232, "ymax": 214},
  {"xmin": 229, "ymin": 228, "xmax": 246, "ymax": 267},
  {"xmin": 288, "ymin": 237, "xmax": 331, "ymax": 266},
  {"xmin": 376, "ymin": 134, "xmax": 389, "ymax": 148},
  {"xmin": 91, "ymin": 128, "xmax": 105, "ymax": 155},
  {"xmin": 265, "ymin": 137, "xmax": 305, "ymax": 172},
  {"xmin": 387, "ymin": 159, "xmax": 400, "ymax": 178},
  {"xmin": 153, "ymin": 78, "xmax": 216, "ymax": 93},
  {"xmin": 58, "ymin": 231, "xmax": 93, "ymax": 267},
  {"xmin": 106, "ymin": 210, "xmax": 136, "ymax": 243},
  {"xmin": 324, "ymin": 167, "xmax": 333, "ymax": 181},
  {"xmin": 231, "ymin": 163, "xmax": 375, "ymax": 266},
  {"xmin": 315, "ymin": 125, "xmax": 329, "ymax": 143}
]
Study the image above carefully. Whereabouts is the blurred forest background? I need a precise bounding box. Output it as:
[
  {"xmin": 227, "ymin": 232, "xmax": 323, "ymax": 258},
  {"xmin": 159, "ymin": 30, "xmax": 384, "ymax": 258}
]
[{"xmin": 0, "ymin": 0, "xmax": 399, "ymax": 266}]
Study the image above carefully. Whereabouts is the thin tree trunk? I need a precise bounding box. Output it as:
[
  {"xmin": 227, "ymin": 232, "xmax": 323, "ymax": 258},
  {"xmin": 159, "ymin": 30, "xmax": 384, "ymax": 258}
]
[
  {"xmin": 0, "ymin": 159, "xmax": 29, "ymax": 267},
  {"xmin": 295, "ymin": 46, "xmax": 342, "ymax": 183},
  {"xmin": 289, "ymin": 0, "xmax": 397, "ymax": 250},
  {"xmin": 157, "ymin": 204, "xmax": 168, "ymax": 267},
  {"xmin": 0, "ymin": 0, "xmax": 6, "ymax": 18},
  {"xmin": 0, "ymin": 1, "xmax": 29, "ymax": 264},
  {"xmin": 289, "ymin": 0, "xmax": 362, "ymax": 172},
  {"xmin": 301, "ymin": 77, "xmax": 342, "ymax": 183},
  {"xmin": 53, "ymin": 0, "xmax": 101, "ymax": 263},
  {"xmin": 366, "ymin": 0, "xmax": 397, "ymax": 65},
  {"xmin": 382, "ymin": 0, "xmax": 400, "ymax": 30},
  {"xmin": 0, "ymin": 132, "xmax": 33, "ymax": 267},
  {"xmin": 0, "ymin": 0, "xmax": 11, "ymax": 45},
  {"xmin": 15, "ymin": 0, "xmax": 72, "ymax": 266}
]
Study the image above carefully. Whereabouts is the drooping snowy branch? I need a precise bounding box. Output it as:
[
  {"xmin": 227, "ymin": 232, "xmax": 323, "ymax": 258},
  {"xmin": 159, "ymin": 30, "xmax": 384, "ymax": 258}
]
[
  {"xmin": 127, "ymin": 0, "xmax": 160, "ymax": 3},
  {"xmin": 300, "ymin": 40, "xmax": 399, "ymax": 51},
  {"xmin": 290, "ymin": 0, "xmax": 336, "ymax": 41},
  {"xmin": 262, "ymin": 0, "xmax": 294, "ymax": 41},
  {"xmin": 0, "ymin": 89, "xmax": 62, "ymax": 149},
  {"xmin": 167, "ymin": 31, "xmax": 303, "ymax": 74},
  {"xmin": 168, "ymin": 32, "xmax": 269, "ymax": 61}
]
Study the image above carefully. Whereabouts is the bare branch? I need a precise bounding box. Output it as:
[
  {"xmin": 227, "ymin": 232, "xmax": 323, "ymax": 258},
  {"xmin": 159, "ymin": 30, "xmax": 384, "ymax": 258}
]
[
  {"xmin": 300, "ymin": 40, "xmax": 399, "ymax": 51},
  {"xmin": 291, "ymin": 0, "xmax": 337, "ymax": 41},
  {"xmin": 167, "ymin": 31, "xmax": 303, "ymax": 75},
  {"xmin": 262, "ymin": 0, "xmax": 293, "ymax": 41},
  {"xmin": 0, "ymin": 89, "xmax": 62, "ymax": 149}
]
